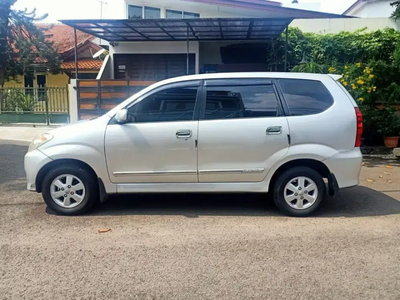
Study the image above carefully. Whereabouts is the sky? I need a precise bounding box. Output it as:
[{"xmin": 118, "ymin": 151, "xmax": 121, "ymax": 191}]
[{"xmin": 12, "ymin": 0, "xmax": 356, "ymax": 23}]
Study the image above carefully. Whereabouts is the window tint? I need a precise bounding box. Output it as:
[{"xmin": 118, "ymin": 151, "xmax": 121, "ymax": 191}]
[
  {"xmin": 204, "ymin": 84, "xmax": 278, "ymax": 120},
  {"xmin": 278, "ymin": 79, "xmax": 334, "ymax": 116},
  {"xmin": 128, "ymin": 5, "xmax": 142, "ymax": 19},
  {"xmin": 128, "ymin": 86, "xmax": 198, "ymax": 123},
  {"xmin": 144, "ymin": 7, "xmax": 160, "ymax": 19}
]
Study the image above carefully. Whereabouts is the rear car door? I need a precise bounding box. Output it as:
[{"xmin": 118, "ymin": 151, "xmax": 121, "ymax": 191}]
[
  {"xmin": 105, "ymin": 81, "xmax": 201, "ymax": 183},
  {"xmin": 197, "ymin": 79, "xmax": 290, "ymax": 182}
]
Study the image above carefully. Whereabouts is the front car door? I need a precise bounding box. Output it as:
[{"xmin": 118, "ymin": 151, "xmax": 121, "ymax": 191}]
[
  {"xmin": 198, "ymin": 79, "xmax": 290, "ymax": 182},
  {"xmin": 105, "ymin": 81, "xmax": 201, "ymax": 183}
]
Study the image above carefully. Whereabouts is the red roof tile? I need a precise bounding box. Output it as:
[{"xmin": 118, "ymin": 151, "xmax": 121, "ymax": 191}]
[
  {"xmin": 61, "ymin": 59, "xmax": 103, "ymax": 71},
  {"xmin": 37, "ymin": 24, "xmax": 97, "ymax": 54}
]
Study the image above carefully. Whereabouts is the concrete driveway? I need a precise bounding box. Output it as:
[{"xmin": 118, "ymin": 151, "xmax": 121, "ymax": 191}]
[{"xmin": 1, "ymin": 139, "xmax": 400, "ymax": 300}]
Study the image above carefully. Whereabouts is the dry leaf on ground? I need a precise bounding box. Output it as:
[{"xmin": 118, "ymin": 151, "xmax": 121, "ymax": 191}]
[
  {"xmin": 362, "ymin": 162, "xmax": 365, "ymax": 166},
  {"xmin": 386, "ymin": 165, "xmax": 392, "ymax": 169},
  {"xmin": 387, "ymin": 180, "xmax": 393, "ymax": 183},
  {"xmin": 98, "ymin": 228, "xmax": 111, "ymax": 233},
  {"xmin": 366, "ymin": 179, "xmax": 374, "ymax": 182},
  {"xmin": 384, "ymin": 172, "xmax": 392, "ymax": 175},
  {"xmin": 379, "ymin": 175, "xmax": 383, "ymax": 178}
]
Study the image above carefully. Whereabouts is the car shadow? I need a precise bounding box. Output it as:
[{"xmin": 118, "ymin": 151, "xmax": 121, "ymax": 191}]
[{"xmin": 82, "ymin": 186, "xmax": 400, "ymax": 218}]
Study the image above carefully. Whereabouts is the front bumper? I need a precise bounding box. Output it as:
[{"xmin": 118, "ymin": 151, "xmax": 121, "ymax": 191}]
[
  {"xmin": 24, "ymin": 149, "xmax": 53, "ymax": 191},
  {"xmin": 324, "ymin": 148, "xmax": 362, "ymax": 189}
]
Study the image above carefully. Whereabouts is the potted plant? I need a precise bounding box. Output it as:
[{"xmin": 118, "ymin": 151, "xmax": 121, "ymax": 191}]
[{"xmin": 377, "ymin": 107, "xmax": 400, "ymax": 148}]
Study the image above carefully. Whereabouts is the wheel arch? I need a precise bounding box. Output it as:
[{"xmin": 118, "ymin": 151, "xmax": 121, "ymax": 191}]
[
  {"xmin": 35, "ymin": 159, "xmax": 98, "ymax": 193},
  {"xmin": 268, "ymin": 159, "xmax": 331, "ymax": 192}
]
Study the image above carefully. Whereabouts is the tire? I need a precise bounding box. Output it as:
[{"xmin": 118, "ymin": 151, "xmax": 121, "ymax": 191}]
[
  {"xmin": 273, "ymin": 167, "xmax": 326, "ymax": 217},
  {"xmin": 42, "ymin": 164, "xmax": 98, "ymax": 216}
]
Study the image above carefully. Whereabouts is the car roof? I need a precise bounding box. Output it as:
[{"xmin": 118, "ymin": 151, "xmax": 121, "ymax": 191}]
[{"xmin": 157, "ymin": 72, "xmax": 335, "ymax": 85}]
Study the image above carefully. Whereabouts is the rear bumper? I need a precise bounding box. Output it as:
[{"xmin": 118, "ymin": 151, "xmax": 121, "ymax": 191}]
[
  {"xmin": 324, "ymin": 148, "xmax": 362, "ymax": 189},
  {"xmin": 24, "ymin": 149, "xmax": 53, "ymax": 191}
]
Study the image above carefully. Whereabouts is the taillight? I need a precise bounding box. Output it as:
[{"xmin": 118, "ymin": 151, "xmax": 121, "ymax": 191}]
[{"xmin": 355, "ymin": 107, "xmax": 363, "ymax": 147}]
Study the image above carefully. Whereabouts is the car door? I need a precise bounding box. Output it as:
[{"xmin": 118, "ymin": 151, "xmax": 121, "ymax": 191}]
[
  {"xmin": 105, "ymin": 81, "xmax": 201, "ymax": 183},
  {"xmin": 198, "ymin": 79, "xmax": 290, "ymax": 183}
]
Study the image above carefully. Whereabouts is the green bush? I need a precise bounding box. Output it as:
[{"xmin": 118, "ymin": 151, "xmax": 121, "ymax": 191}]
[{"xmin": 283, "ymin": 27, "xmax": 400, "ymax": 145}]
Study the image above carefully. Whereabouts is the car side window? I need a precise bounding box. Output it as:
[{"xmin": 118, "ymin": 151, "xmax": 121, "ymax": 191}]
[
  {"xmin": 128, "ymin": 86, "xmax": 198, "ymax": 123},
  {"xmin": 278, "ymin": 79, "xmax": 334, "ymax": 116},
  {"xmin": 204, "ymin": 83, "xmax": 279, "ymax": 120}
]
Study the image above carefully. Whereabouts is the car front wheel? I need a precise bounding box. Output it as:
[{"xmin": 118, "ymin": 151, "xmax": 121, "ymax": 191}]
[
  {"xmin": 273, "ymin": 167, "xmax": 326, "ymax": 217},
  {"xmin": 42, "ymin": 164, "xmax": 98, "ymax": 215}
]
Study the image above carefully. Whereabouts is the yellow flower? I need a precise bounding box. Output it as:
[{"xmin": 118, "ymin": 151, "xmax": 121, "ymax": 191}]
[
  {"xmin": 357, "ymin": 79, "xmax": 364, "ymax": 85},
  {"xmin": 351, "ymin": 83, "xmax": 357, "ymax": 90},
  {"xmin": 358, "ymin": 97, "xmax": 364, "ymax": 102},
  {"xmin": 356, "ymin": 63, "xmax": 361, "ymax": 67},
  {"xmin": 373, "ymin": 86, "xmax": 377, "ymax": 91},
  {"xmin": 343, "ymin": 81, "xmax": 348, "ymax": 86},
  {"xmin": 345, "ymin": 65, "xmax": 348, "ymax": 69},
  {"xmin": 369, "ymin": 74, "xmax": 374, "ymax": 79},
  {"xmin": 328, "ymin": 67, "xmax": 336, "ymax": 73}
]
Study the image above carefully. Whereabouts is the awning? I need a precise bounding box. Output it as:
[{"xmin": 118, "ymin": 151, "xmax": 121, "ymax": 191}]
[{"xmin": 61, "ymin": 18, "xmax": 295, "ymax": 42}]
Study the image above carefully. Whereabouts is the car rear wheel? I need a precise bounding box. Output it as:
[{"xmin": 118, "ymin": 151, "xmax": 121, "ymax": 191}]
[
  {"xmin": 273, "ymin": 167, "xmax": 326, "ymax": 217},
  {"xmin": 42, "ymin": 164, "xmax": 98, "ymax": 215}
]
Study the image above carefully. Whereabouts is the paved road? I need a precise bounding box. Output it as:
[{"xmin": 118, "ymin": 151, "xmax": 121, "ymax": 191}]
[{"xmin": 1, "ymin": 140, "xmax": 400, "ymax": 300}]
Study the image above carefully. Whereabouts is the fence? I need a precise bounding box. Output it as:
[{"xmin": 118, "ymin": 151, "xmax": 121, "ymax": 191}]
[
  {"xmin": 77, "ymin": 80, "xmax": 155, "ymax": 120},
  {"xmin": 0, "ymin": 86, "xmax": 69, "ymax": 124}
]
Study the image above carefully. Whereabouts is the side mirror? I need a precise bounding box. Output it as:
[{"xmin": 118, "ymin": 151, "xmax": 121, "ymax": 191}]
[{"xmin": 115, "ymin": 109, "xmax": 128, "ymax": 124}]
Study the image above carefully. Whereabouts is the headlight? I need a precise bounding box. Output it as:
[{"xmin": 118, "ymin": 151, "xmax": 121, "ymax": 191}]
[{"xmin": 28, "ymin": 133, "xmax": 53, "ymax": 152}]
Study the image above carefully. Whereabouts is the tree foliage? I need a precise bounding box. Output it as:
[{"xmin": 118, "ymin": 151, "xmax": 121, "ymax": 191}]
[
  {"xmin": 391, "ymin": 1, "xmax": 400, "ymax": 20},
  {"xmin": 0, "ymin": 0, "xmax": 61, "ymax": 86}
]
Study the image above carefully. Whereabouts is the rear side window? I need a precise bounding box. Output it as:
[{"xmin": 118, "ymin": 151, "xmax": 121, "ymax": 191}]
[
  {"xmin": 278, "ymin": 79, "xmax": 334, "ymax": 116},
  {"xmin": 204, "ymin": 84, "xmax": 279, "ymax": 120}
]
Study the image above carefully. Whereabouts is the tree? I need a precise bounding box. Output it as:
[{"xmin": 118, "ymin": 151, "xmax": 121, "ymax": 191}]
[
  {"xmin": 0, "ymin": 0, "xmax": 61, "ymax": 86},
  {"xmin": 391, "ymin": 1, "xmax": 400, "ymax": 20}
]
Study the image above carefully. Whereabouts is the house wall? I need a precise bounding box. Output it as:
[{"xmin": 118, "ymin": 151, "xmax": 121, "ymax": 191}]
[
  {"xmin": 110, "ymin": 41, "xmax": 200, "ymax": 76},
  {"xmin": 291, "ymin": 17, "xmax": 400, "ymax": 34},
  {"xmin": 3, "ymin": 75, "xmax": 24, "ymax": 88},
  {"xmin": 345, "ymin": 0, "xmax": 394, "ymax": 18},
  {"xmin": 120, "ymin": 0, "xmax": 283, "ymax": 19},
  {"xmin": 47, "ymin": 73, "xmax": 70, "ymax": 87}
]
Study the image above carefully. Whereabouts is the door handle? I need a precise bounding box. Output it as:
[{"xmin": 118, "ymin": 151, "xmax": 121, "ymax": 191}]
[
  {"xmin": 266, "ymin": 126, "xmax": 282, "ymax": 135},
  {"xmin": 176, "ymin": 129, "xmax": 192, "ymax": 139}
]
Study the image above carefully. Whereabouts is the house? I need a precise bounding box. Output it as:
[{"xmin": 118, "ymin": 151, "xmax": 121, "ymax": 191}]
[
  {"xmin": 3, "ymin": 24, "xmax": 104, "ymax": 88},
  {"xmin": 343, "ymin": 0, "xmax": 395, "ymax": 17},
  {"xmin": 62, "ymin": 0, "xmax": 345, "ymax": 83}
]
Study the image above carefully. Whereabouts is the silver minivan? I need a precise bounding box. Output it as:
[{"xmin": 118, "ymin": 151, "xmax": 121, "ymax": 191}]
[{"xmin": 25, "ymin": 73, "xmax": 363, "ymax": 217}]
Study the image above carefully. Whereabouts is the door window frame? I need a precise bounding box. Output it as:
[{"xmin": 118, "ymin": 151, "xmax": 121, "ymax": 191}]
[
  {"xmin": 198, "ymin": 79, "xmax": 286, "ymax": 120},
  {"xmin": 110, "ymin": 80, "xmax": 202, "ymax": 125}
]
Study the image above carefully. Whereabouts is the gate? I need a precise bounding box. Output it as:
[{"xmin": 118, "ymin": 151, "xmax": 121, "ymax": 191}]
[
  {"xmin": 0, "ymin": 86, "xmax": 69, "ymax": 124},
  {"xmin": 76, "ymin": 80, "xmax": 155, "ymax": 120}
]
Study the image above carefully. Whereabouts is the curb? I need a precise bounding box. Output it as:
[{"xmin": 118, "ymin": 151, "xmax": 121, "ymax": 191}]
[{"xmin": 0, "ymin": 123, "xmax": 61, "ymax": 128}]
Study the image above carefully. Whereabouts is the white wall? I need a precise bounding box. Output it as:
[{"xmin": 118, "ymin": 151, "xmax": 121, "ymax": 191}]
[
  {"xmin": 68, "ymin": 80, "xmax": 78, "ymax": 123},
  {"xmin": 346, "ymin": 0, "xmax": 394, "ymax": 18},
  {"xmin": 110, "ymin": 41, "xmax": 200, "ymax": 75},
  {"xmin": 291, "ymin": 17, "xmax": 400, "ymax": 34}
]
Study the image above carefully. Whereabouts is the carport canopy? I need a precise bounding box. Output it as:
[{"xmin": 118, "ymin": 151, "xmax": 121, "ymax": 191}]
[{"xmin": 61, "ymin": 18, "xmax": 294, "ymax": 41}]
